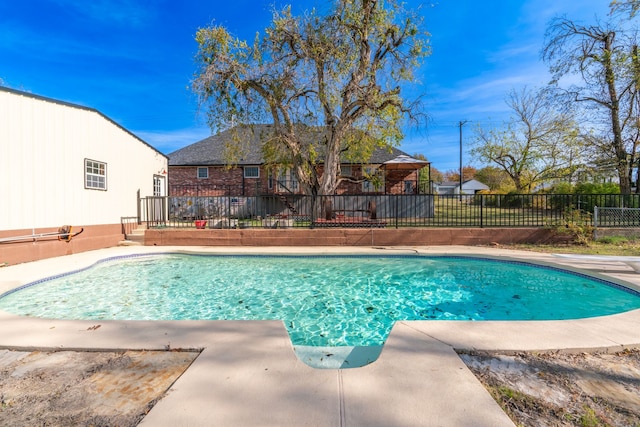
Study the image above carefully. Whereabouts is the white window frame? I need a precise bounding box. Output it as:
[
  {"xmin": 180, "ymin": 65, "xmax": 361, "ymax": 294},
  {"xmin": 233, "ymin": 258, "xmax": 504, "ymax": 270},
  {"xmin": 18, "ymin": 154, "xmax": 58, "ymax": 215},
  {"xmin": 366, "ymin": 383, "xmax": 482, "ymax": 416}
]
[
  {"xmin": 85, "ymin": 159, "xmax": 107, "ymax": 190},
  {"xmin": 268, "ymin": 170, "xmax": 274, "ymax": 189},
  {"xmin": 197, "ymin": 167, "xmax": 208, "ymax": 179},
  {"xmin": 277, "ymin": 168, "xmax": 299, "ymax": 191},
  {"xmin": 244, "ymin": 166, "xmax": 260, "ymax": 178},
  {"xmin": 153, "ymin": 175, "xmax": 166, "ymax": 196}
]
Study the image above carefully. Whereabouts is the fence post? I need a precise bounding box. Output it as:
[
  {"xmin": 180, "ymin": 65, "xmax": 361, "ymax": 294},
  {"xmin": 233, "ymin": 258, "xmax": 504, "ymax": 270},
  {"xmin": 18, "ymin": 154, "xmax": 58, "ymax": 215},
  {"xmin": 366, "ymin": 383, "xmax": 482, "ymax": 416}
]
[
  {"xmin": 389, "ymin": 194, "xmax": 398, "ymax": 228},
  {"xmin": 593, "ymin": 205, "xmax": 599, "ymax": 240},
  {"xmin": 480, "ymin": 194, "xmax": 484, "ymax": 228},
  {"xmin": 136, "ymin": 189, "xmax": 141, "ymax": 225}
]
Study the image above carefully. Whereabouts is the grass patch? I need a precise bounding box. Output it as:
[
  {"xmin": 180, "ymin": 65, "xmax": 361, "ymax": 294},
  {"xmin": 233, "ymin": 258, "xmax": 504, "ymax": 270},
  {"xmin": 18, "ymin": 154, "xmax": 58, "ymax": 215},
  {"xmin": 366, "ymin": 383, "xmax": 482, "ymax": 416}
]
[
  {"xmin": 578, "ymin": 406, "xmax": 605, "ymax": 427},
  {"xmin": 484, "ymin": 381, "xmax": 614, "ymax": 426},
  {"xmin": 485, "ymin": 384, "xmax": 566, "ymax": 425},
  {"xmin": 596, "ymin": 235, "xmax": 635, "ymax": 245}
]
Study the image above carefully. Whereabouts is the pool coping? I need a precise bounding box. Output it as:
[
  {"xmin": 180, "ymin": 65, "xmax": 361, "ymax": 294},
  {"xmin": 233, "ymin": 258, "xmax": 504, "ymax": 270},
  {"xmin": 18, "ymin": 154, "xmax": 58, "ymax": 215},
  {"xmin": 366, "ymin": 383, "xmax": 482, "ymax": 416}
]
[{"xmin": 1, "ymin": 245, "xmax": 640, "ymax": 426}]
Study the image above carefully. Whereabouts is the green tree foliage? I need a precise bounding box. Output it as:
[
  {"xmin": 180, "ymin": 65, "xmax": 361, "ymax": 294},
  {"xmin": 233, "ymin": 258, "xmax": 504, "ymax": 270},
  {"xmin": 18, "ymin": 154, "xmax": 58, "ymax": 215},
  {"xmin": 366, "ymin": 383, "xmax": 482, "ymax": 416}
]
[
  {"xmin": 412, "ymin": 153, "xmax": 440, "ymax": 192},
  {"xmin": 474, "ymin": 166, "xmax": 511, "ymax": 191},
  {"xmin": 192, "ymin": 0, "xmax": 430, "ymax": 196},
  {"xmin": 471, "ymin": 86, "xmax": 582, "ymax": 192},
  {"xmin": 574, "ymin": 182, "xmax": 621, "ymax": 194},
  {"xmin": 429, "ymin": 167, "xmax": 444, "ymax": 184},
  {"xmin": 544, "ymin": 181, "xmax": 622, "ymax": 213},
  {"xmin": 443, "ymin": 166, "xmax": 477, "ymax": 183},
  {"xmin": 610, "ymin": 0, "xmax": 640, "ymax": 17},
  {"xmin": 543, "ymin": 16, "xmax": 639, "ymax": 193}
]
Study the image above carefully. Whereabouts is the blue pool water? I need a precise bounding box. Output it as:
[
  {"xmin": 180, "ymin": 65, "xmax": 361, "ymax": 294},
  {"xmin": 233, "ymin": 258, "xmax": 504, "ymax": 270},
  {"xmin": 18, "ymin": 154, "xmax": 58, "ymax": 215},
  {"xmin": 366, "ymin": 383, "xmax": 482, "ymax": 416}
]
[{"xmin": 1, "ymin": 254, "xmax": 640, "ymax": 347}]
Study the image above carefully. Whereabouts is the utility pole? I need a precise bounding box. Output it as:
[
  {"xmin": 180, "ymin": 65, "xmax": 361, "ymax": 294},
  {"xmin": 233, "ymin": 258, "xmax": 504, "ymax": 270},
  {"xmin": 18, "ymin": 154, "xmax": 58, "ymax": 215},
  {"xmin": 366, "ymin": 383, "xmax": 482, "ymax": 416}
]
[{"xmin": 459, "ymin": 120, "xmax": 468, "ymax": 202}]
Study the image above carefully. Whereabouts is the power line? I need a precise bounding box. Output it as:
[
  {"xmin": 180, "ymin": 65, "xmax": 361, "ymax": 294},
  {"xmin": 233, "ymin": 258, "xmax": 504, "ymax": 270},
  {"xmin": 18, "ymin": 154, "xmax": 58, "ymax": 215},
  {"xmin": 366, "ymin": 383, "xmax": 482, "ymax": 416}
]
[{"xmin": 424, "ymin": 119, "xmax": 506, "ymax": 128}]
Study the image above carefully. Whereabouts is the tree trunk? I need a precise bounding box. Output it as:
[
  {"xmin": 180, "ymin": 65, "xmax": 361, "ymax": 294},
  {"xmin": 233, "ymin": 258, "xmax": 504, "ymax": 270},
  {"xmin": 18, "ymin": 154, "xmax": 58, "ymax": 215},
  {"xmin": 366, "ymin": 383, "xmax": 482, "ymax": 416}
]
[
  {"xmin": 603, "ymin": 33, "xmax": 632, "ymax": 193},
  {"xmin": 319, "ymin": 127, "xmax": 344, "ymax": 195}
]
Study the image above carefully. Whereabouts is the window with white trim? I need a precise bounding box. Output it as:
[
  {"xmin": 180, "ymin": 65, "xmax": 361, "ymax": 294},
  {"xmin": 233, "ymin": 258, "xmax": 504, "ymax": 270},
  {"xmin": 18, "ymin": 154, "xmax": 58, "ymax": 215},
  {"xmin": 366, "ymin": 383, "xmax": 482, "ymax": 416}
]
[
  {"xmin": 154, "ymin": 175, "xmax": 166, "ymax": 196},
  {"xmin": 85, "ymin": 159, "xmax": 107, "ymax": 190},
  {"xmin": 244, "ymin": 166, "xmax": 259, "ymax": 178},
  {"xmin": 197, "ymin": 167, "xmax": 208, "ymax": 179},
  {"xmin": 277, "ymin": 169, "xmax": 299, "ymax": 191}
]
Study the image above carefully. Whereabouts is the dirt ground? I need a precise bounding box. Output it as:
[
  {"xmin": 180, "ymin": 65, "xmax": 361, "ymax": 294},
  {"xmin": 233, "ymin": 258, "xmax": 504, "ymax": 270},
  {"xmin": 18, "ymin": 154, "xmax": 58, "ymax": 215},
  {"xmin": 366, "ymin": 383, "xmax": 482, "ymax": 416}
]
[
  {"xmin": 0, "ymin": 349, "xmax": 199, "ymax": 427},
  {"xmin": 461, "ymin": 348, "xmax": 640, "ymax": 427},
  {"xmin": 1, "ymin": 348, "xmax": 639, "ymax": 426}
]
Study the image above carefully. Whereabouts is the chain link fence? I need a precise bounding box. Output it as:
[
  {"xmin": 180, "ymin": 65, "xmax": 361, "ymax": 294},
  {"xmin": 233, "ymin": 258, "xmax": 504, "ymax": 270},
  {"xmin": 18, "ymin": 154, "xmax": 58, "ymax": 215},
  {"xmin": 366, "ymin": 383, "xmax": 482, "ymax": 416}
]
[{"xmin": 594, "ymin": 206, "xmax": 640, "ymax": 238}]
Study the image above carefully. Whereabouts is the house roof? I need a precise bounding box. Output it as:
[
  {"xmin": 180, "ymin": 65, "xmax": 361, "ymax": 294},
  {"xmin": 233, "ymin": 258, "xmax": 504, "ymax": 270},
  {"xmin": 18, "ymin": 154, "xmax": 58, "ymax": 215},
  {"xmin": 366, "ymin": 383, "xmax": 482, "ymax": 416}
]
[
  {"xmin": 438, "ymin": 179, "xmax": 489, "ymax": 188},
  {"xmin": 462, "ymin": 179, "xmax": 490, "ymax": 189},
  {"xmin": 0, "ymin": 86, "xmax": 167, "ymax": 159},
  {"xmin": 168, "ymin": 124, "xmax": 412, "ymax": 167}
]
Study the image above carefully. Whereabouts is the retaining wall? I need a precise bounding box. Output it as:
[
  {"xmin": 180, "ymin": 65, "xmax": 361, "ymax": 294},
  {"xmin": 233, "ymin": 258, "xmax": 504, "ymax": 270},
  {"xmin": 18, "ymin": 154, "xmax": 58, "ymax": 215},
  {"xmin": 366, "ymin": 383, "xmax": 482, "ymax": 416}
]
[
  {"xmin": 144, "ymin": 227, "xmax": 565, "ymax": 247},
  {"xmin": 0, "ymin": 224, "xmax": 124, "ymax": 266}
]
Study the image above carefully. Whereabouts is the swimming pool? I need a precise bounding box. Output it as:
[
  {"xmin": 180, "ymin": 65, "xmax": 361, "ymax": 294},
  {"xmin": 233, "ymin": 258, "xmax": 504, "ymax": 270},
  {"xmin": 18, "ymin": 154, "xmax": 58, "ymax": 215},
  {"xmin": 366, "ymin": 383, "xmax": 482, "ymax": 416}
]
[{"xmin": 2, "ymin": 253, "xmax": 640, "ymax": 349}]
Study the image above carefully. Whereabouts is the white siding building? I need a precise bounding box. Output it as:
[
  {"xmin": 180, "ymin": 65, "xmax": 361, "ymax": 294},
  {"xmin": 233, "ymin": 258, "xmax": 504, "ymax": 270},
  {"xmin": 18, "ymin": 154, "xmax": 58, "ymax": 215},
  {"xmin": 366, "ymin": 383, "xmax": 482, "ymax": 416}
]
[
  {"xmin": 0, "ymin": 87, "xmax": 167, "ymax": 264},
  {"xmin": 435, "ymin": 179, "xmax": 490, "ymax": 195}
]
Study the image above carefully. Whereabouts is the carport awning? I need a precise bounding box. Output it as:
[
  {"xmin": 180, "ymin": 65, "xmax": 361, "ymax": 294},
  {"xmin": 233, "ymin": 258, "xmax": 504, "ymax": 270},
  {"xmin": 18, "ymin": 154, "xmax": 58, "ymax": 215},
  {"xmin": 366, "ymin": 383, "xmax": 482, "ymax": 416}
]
[{"xmin": 382, "ymin": 155, "xmax": 429, "ymax": 170}]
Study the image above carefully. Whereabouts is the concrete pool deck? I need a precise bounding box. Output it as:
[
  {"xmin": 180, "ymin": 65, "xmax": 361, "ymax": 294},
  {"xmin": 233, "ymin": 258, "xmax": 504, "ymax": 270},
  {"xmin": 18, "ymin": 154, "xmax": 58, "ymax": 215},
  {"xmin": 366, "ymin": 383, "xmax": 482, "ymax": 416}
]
[{"xmin": 1, "ymin": 245, "xmax": 640, "ymax": 426}]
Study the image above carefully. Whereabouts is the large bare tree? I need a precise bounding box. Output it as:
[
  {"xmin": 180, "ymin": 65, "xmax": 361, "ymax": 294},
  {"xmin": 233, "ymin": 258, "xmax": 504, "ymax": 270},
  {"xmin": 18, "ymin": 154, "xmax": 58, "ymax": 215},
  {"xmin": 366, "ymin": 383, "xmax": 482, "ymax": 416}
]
[
  {"xmin": 472, "ymin": 87, "xmax": 582, "ymax": 192},
  {"xmin": 543, "ymin": 17, "xmax": 639, "ymax": 193},
  {"xmin": 192, "ymin": 0, "xmax": 429, "ymax": 197}
]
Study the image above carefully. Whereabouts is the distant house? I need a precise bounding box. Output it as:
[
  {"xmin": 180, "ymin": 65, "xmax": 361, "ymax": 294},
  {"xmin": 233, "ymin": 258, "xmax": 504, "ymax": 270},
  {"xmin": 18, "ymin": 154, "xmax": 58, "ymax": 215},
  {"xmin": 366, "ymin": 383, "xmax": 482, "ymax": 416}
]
[
  {"xmin": 0, "ymin": 87, "xmax": 168, "ymax": 265},
  {"xmin": 168, "ymin": 124, "xmax": 430, "ymax": 196},
  {"xmin": 435, "ymin": 179, "xmax": 489, "ymax": 195}
]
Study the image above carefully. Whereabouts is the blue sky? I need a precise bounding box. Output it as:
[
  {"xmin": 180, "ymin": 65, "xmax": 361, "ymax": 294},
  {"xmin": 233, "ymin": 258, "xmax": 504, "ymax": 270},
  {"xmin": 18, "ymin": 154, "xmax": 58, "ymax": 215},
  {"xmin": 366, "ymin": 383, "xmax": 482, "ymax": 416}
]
[{"xmin": 0, "ymin": 0, "xmax": 611, "ymax": 173}]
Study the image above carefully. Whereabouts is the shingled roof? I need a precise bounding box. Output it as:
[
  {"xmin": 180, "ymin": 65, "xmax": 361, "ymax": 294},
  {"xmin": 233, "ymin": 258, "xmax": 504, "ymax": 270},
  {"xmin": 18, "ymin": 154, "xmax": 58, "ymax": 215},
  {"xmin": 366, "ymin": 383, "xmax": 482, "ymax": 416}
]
[{"xmin": 168, "ymin": 124, "xmax": 411, "ymax": 166}]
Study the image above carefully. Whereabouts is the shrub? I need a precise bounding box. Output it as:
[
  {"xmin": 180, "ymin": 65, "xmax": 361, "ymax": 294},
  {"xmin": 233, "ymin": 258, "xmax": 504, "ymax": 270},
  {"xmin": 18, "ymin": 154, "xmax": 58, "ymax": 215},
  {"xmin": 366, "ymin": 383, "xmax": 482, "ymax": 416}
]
[{"xmin": 550, "ymin": 208, "xmax": 594, "ymax": 245}]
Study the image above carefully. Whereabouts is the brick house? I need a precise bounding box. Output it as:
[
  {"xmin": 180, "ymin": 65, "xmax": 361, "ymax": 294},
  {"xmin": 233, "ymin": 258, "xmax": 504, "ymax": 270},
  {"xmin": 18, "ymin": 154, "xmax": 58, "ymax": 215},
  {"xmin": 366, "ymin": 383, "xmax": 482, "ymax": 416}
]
[{"xmin": 167, "ymin": 124, "xmax": 430, "ymax": 197}]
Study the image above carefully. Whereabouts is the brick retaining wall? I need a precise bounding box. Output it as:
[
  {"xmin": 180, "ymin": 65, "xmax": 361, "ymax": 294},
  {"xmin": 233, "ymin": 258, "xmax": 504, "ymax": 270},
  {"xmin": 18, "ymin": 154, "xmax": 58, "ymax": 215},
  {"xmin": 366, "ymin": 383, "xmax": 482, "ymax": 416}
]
[
  {"xmin": 145, "ymin": 227, "xmax": 565, "ymax": 247},
  {"xmin": 0, "ymin": 224, "xmax": 124, "ymax": 266}
]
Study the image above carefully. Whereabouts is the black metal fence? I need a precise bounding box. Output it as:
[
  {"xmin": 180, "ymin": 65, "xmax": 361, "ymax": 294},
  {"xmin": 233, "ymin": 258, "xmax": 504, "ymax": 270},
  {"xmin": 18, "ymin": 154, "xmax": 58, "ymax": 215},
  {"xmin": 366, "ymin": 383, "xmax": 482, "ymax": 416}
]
[{"xmin": 139, "ymin": 193, "xmax": 640, "ymax": 229}]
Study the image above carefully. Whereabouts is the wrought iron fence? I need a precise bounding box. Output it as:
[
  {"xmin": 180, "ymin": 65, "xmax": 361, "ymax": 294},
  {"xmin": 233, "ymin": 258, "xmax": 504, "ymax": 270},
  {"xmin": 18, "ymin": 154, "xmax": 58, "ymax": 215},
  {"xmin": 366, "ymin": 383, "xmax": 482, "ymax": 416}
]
[{"xmin": 139, "ymin": 193, "xmax": 640, "ymax": 229}]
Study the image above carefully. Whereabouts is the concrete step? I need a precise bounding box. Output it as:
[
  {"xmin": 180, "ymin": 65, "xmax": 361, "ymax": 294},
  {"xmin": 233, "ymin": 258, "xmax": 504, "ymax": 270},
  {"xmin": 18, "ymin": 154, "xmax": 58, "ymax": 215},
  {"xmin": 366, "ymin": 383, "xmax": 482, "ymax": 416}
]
[
  {"xmin": 117, "ymin": 240, "xmax": 143, "ymax": 246},
  {"xmin": 122, "ymin": 225, "xmax": 145, "ymax": 245},
  {"xmin": 126, "ymin": 232, "xmax": 145, "ymax": 243}
]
